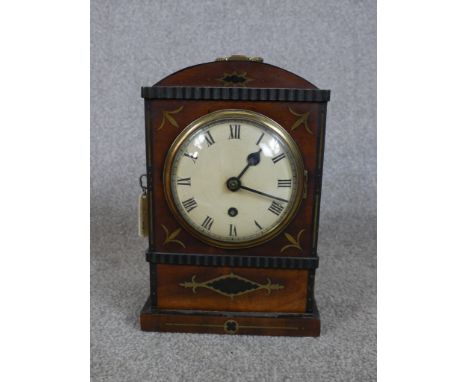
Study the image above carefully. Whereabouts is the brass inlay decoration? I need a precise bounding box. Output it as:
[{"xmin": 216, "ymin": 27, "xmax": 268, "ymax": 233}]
[
  {"xmin": 217, "ymin": 71, "xmax": 253, "ymax": 87},
  {"xmin": 164, "ymin": 320, "xmax": 298, "ymax": 334},
  {"xmin": 157, "ymin": 106, "xmax": 184, "ymax": 130},
  {"xmin": 289, "ymin": 107, "xmax": 313, "ymax": 135},
  {"xmin": 281, "ymin": 229, "xmax": 306, "ymax": 252},
  {"xmin": 161, "ymin": 224, "xmax": 186, "ymax": 248},
  {"xmin": 179, "ymin": 272, "xmax": 284, "ymax": 300}
]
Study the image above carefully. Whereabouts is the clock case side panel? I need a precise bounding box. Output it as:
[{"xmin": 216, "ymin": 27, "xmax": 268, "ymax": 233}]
[
  {"xmin": 307, "ymin": 101, "xmax": 328, "ymax": 312},
  {"xmin": 144, "ymin": 100, "xmax": 155, "ymax": 250},
  {"xmin": 143, "ymin": 99, "xmax": 158, "ymax": 307}
]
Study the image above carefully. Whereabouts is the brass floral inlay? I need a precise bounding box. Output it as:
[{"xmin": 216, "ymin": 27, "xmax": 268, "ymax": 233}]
[
  {"xmin": 217, "ymin": 71, "xmax": 253, "ymax": 87},
  {"xmin": 289, "ymin": 107, "xmax": 313, "ymax": 135},
  {"xmin": 157, "ymin": 106, "xmax": 184, "ymax": 130},
  {"xmin": 179, "ymin": 272, "xmax": 284, "ymax": 300},
  {"xmin": 280, "ymin": 229, "xmax": 306, "ymax": 252},
  {"xmin": 161, "ymin": 224, "xmax": 186, "ymax": 248}
]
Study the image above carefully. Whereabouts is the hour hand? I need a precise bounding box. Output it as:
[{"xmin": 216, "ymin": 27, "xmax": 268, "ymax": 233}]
[
  {"xmin": 239, "ymin": 185, "xmax": 289, "ymax": 203},
  {"xmin": 247, "ymin": 149, "xmax": 261, "ymax": 166},
  {"xmin": 237, "ymin": 149, "xmax": 262, "ymax": 179}
]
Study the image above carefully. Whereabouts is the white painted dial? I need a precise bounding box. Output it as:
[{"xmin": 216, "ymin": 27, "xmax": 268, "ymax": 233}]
[{"xmin": 165, "ymin": 110, "xmax": 304, "ymax": 248}]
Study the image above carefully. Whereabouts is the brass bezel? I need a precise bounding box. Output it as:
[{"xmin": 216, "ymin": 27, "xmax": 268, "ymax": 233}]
[{"xmin": 163, "ymin": 109, "xmax": 305, "ymax": 249}]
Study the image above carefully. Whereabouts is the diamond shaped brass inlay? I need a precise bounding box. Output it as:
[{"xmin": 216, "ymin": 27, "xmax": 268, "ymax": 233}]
[
  {"xmin": 217, "ymin": 71, "xmax": 253, "ymax": 87},
  {"xmin": 179, "ymin": 272, "xmax": 284, "ymax": 299}
]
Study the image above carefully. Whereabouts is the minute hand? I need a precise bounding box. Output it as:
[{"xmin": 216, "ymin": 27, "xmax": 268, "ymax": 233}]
[{"xmin": 239, "ymin": 185, "xmax": 289, "ymax": 203}]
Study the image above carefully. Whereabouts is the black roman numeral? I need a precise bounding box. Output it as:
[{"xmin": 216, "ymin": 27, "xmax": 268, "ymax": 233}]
[
  {"xmin": 277, "ymin": 179, "xmax": 292, "ymax": 187},
  {"xmin": 204, "ymin": 131, "xmax": 215, "ymax": 146},
  {"xmin": 181, "ymin": 197, "xmax": 197, "ymax": 213},
  {"xmin": 229, "ymin": 124, "xmax": 241, "ymax": 139},
  {"xmin": 268, "ymin": 201, "xmax": 284, "ymax": 216},
  {"xmin": 229, "ymin": 224, "xmax": 237, "ymax": 237},
  {"xmin": 176, "ymin": 177, "xmax": 191, "ymax": 186},
  {"xmin": 201, "ymin": 216, "xmax": 214, "ymax": 231},
  {"xmin": 254, "ymin": 220, "xmax": 263, "ymax": 230},
  {"xmin": 256, "ymin": 132, "xmax": 265, "ymax": 145},
  {"xmin": 272, "ymin": 153, "xmax": 286, "ymax": 164},
  {"xmin": 183, "ymin": 152, "xmax": 198, "ymax": 163}
]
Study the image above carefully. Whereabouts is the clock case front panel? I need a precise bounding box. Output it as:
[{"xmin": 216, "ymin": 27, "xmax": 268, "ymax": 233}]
[{"xmin": 141, "ymin": 60, "xmax": 330, "ymax": 336}]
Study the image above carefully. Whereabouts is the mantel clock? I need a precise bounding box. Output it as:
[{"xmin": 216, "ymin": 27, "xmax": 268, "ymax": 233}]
[{"xmin": 139, "ymin": 55, "xmax": 330, "ymax": 336}]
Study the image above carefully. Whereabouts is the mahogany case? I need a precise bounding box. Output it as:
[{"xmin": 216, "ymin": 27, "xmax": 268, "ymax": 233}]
[{"xmin": 140, "ymin": 58, "xmax": 330, "ymax": 336}]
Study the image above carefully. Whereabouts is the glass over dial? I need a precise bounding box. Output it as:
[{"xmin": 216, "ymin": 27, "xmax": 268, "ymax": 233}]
[{"xmin": 164, "ymin": 110, "xmax": 304, "ymax": 248}]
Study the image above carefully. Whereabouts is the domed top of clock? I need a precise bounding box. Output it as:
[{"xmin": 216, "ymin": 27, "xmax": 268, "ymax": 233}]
[{"xmin": 142, "ymin": 55, "xmax": 330, "ymax": 102}]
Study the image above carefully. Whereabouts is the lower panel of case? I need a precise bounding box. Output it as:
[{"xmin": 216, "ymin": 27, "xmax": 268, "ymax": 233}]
[{"xmin": 140, "ymin": 297, "xmax": 320, "ymax": 337}]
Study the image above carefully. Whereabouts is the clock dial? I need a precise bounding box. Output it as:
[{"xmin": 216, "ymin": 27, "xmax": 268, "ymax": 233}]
[{"xmin": 164, "ymin": 110, "xmax": 304, "ymax": 248}]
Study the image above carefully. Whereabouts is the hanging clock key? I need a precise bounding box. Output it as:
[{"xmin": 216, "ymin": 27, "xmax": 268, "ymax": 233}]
[{"xmin": 139, "ymin": 55, "xmax": 330, "ymax": 336}]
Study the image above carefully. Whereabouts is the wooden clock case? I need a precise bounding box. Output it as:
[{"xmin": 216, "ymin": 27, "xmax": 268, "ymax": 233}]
[{"xmin": 140, "ymin": 57, "xmax": 330, "ymax": 336}]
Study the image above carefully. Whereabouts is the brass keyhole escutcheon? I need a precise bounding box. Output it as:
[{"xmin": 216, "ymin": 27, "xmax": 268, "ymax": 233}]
[{"xmin": 223, "ymin": 319, "xmax": 239, "ymax": 334}]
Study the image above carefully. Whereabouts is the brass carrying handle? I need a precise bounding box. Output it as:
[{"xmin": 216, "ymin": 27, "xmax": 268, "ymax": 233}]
[{"xmin": 215, "ymin": 55, "xmax": 263, "ymax": 63}]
